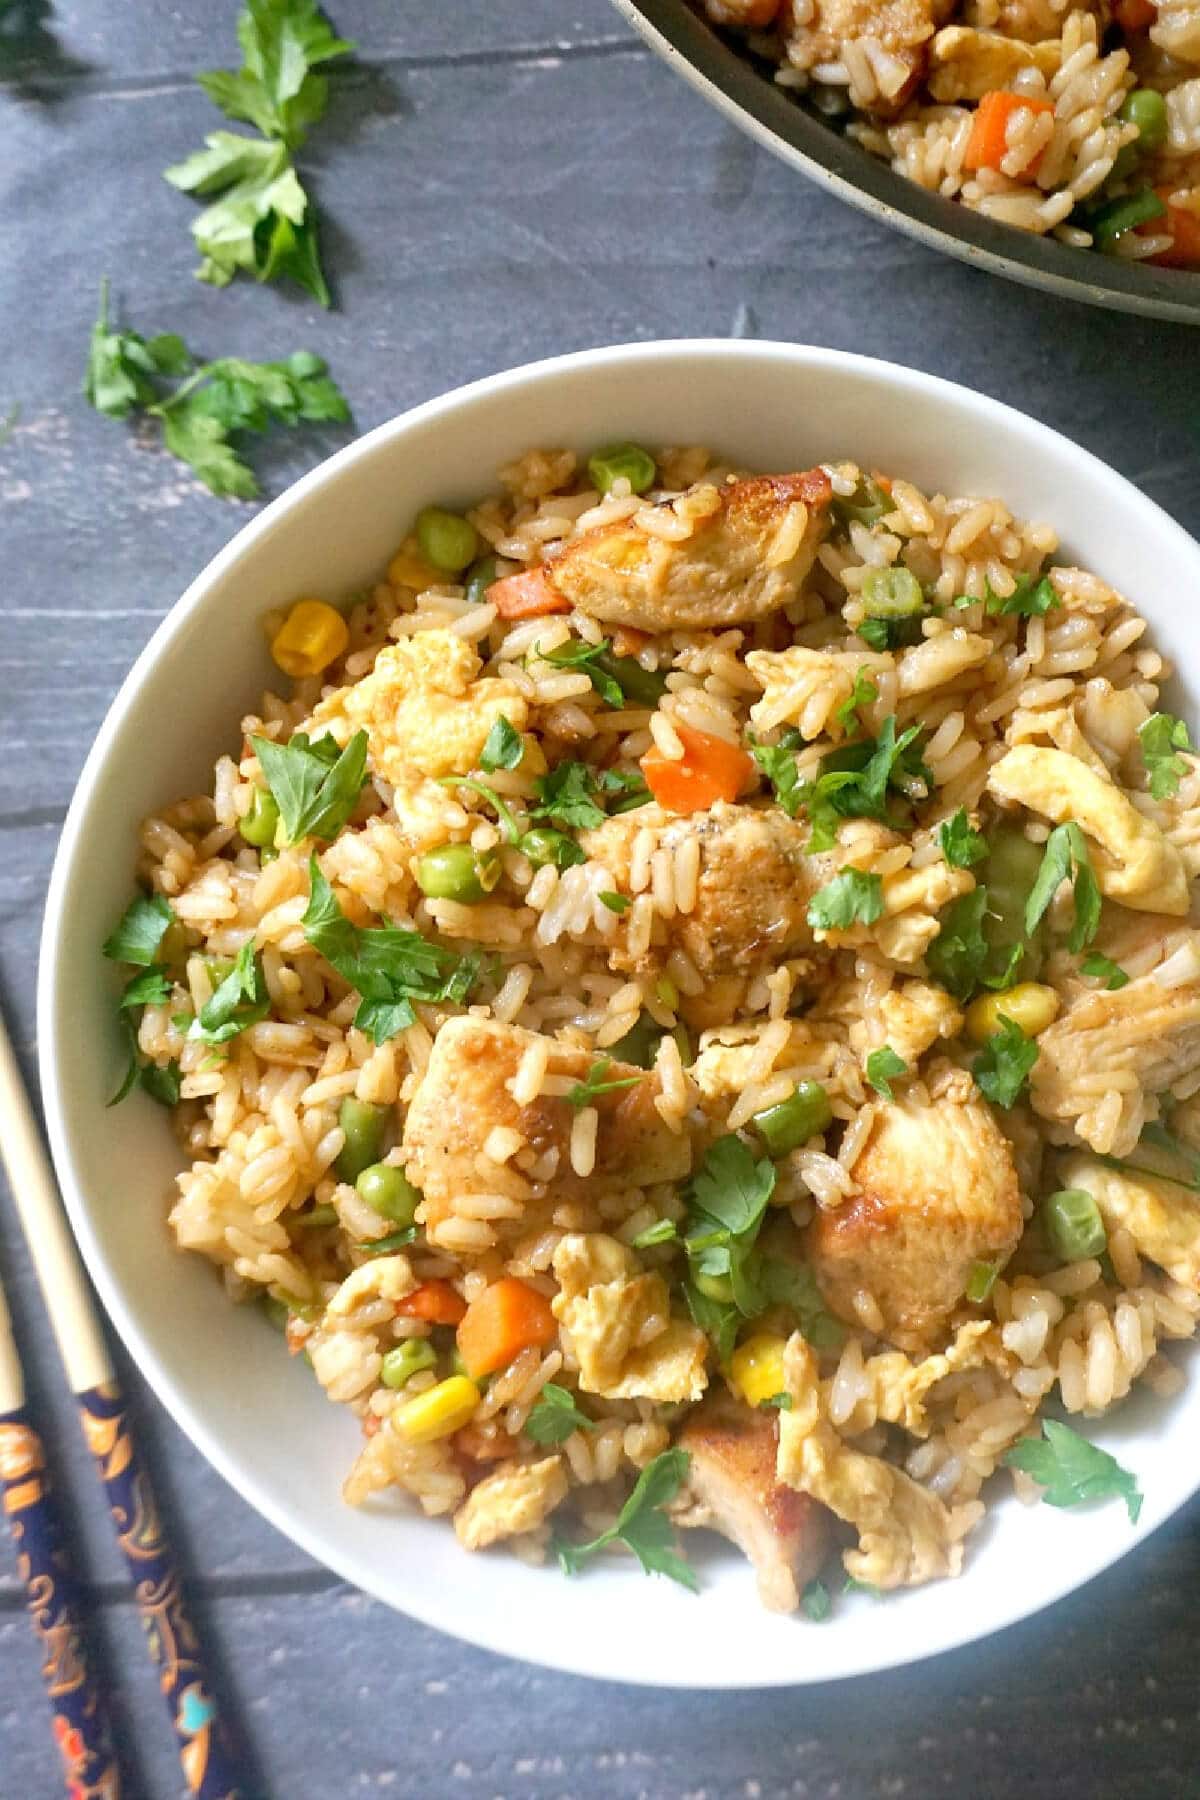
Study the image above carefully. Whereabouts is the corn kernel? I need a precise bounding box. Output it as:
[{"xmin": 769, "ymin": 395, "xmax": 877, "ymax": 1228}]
[
  {"xmin": 392, "ymin": 1374, "xmax": 479, "ymax": 1444},
  {"xmin": 965, "ymin": 981, "xmax": 1060, "ymax": 1045},
  {"xmin": 270, "ymin": 599, "xmax": 349, "ymax": 679},
  {"xmin": 729, "ymin": 1333, "xmax": 788, "ymax": 1408},
  {"xmin": 387, "ymin": 547, "xmax": 443, "ymax": 592}
]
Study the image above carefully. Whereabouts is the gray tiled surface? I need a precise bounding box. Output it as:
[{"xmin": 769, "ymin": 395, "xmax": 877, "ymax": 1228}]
[{"xmin": 2, "ymin": 3, "xmax": 1199, "ymax": 1795}]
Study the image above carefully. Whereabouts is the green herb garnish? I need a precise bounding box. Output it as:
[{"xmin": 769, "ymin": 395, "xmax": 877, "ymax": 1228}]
[
  {"xmin": 1139, "ymin": 712, "xmax": 1192, "ymax": 801},
  {"xmin": 1024, "ymin": 823, "xmax": 1101, "ymax": 954},
  {"xmin": 972, "ymin": 1014, "xmax": 1038, "ymax": 1109},
  {"xmin": 1004, "ymin": 1420, "xmax": 1141, "ymax": 1523},
  {"xmin": 479, "ymin": 715, "xmax": 524, "ymax": 773},
  {"xmin": 102, "ymin": 893, "xmax": 176, "ymax": 966},
  {"xmin": 807, "ymin": 868, "xmax": 884, "ymax": 932},
  {"xmin": 556, "ymin": 1449, "xmax": 697, "ymax": 1591},
  {"xmin": 938, "ymin": 808, "xmax": 987, "ymax": 870},
  {"xmin": 251, "ymin": 730, "xmax": 367, "ymax": 844},
  {"xmin": 564, "ymin": 1057, "xmax": 643, "ymax": 1109},
  {"xmin": 834, "ymin": 668, "xmax": 878, "ymax": 733},
  {"xmin": 865, "ymin": 1046, "xmax": 907, "ymax": 1100},
  {"xmin": 984, "ymin": 572, "xmax": 1059, "ymax": 618},
  {"xmin": 802, "ymin": 1578, "xmax": 831, "ymax": 1621},
  {"xmin": 525, "ymin": 1384, "xmax": 597, "ymax": 1446},
  {"xmin": 1080, "ymin": 952, "xmax": 1129, "ymax": 991}
]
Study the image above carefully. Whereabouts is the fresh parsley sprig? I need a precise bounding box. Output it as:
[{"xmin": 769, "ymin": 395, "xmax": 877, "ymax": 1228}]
[
  {"xmin": 938, "ymin": 808, "xmax": 987, "ymax": 870},
  {"xmin": 1004, "ymin": 1419, "xmax": 1142, "ymax": 1522},
  {"xmin": 524, "ymin": 1384, "xmax": 596, "ymax": 1446},
  {"xmin": 1139, "ymin": 712, "xmax": 1192, "ymax": 801},
  {"xmin": 972, "ymin": 1014, "xmax": 1038, "ymax": 1109},
  {"xmin": 1080, "ymin": 952, "xmax": 1129, "ymax": 991},
  {"xmin": 189, "ymin": 939, "xmax": 271, "ymax": 1045},
  {"xmin": 251, "ymin": 730, "xmax": 367, "ymax": 843},
  {"xmin": 865, "ymin": 1045, "xmax": 907, "ymax": 1100},
  {"xmin": 529, "ymin": 760, "xmax": 650, "ymax": 832},
  {"xmin": 807, "ymin": 868, "xmax": 883, "ymax": 932},
  {"xmin": 556, "ymin": 1448, "xmax": 697, "ymax": 1592},
  {"xmin": 1024, "ymin": 823, "xmax": 1101, "ymax": 954}
]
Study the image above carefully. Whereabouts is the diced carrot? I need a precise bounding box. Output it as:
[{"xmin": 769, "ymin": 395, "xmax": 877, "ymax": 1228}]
[
  {"xmin": 488, "ymin": 567, "xmax": 570, "ymax": 619},
  {"xmin": 1147, "ymin": 192, "xmax": 1200, "ymax": 268},
  {"xmin": 1114, "ymin": 0, "xmax": 1156, "ymax": 31},
  {"xmin": 640, "ymin": 721, "xmax": 756, "ymax": 814},
  {"xmin": 963, "ymin": 90, "xmax": 1055, "ymax": 176},
  {"xmin": 456, "ymin": 1277, "xmax": 557, "ymax": 1379},
  {"xmin": 398, "ymin": 1279, "xmax": 467, "ymax": 1327}
]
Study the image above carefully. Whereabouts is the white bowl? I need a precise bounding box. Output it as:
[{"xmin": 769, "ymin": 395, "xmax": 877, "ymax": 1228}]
[{"xmin": 39, "ymin": 341, "xmax": 1200, "ymax": 1686}]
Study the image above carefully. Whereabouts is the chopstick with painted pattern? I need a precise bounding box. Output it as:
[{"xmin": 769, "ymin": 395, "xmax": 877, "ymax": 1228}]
[{"xmin": 0, "ymin": 1008, "xmax": 248, "ymax": 1800}]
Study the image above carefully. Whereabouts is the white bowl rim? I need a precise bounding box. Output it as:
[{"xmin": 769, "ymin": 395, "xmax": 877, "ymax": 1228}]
[{"xmin": 37, "ymin": 338, "xmax": 1200, "ymax": 1686}]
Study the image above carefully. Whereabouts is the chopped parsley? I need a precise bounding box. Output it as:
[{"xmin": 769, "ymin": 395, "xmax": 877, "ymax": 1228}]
[
  {"xmin": 760, "ymin": 1392, "xmax": 793, "ymax": 1413},
  {"xmin": 749, "ymin": 730, "xmax": 805, "ymax": 818},
  {"xmin": 1139, "ymin": 712, "xmax": 1192, "ymax": 801},
  {"xmin": 556, "ymin": 1448, "xmax": 697, "ymax": 1591},
  {"xmin": 984, "ymin": 572, "xmax": 1059, "ymax": 618},
  {"xmin": 834, "ymin": 667, "xmax": 878, "ymax": 732},
  {"xmin": 972, "ymin": 1014, "xmax": 1038, "ymax": 1109},
  {"xmin": 801, "ymin": 1578, "xmax": 832, "ymax": 1622},
  {"xmin": 102, "ymin": 893, "xmax": 176, "ymax": 966},
  {"xmin": 530, "ymin": 760, "xmax": 650, "ymax": 832},
  {"xmin": 598, "ymin": 891, "xmax": 631, "ymax": 914},
  {"xmin": 856, "ymin": 614, "xmax": 926, "ymax": 652},
  {"xmin": 865, "ymin": 1045, "xmax": 907, "ymax": 1100},
  {"xmin": 1004, "ymin": 1419, "xmax": 1141, "ymax": 1523},
  {"xmin": 630, "ymin": 1218, "xmax": 680, "ymax": 1250},
  {"xmin": 479, "ymin": 714, "xmax": 524, "ymax": 773},
  {"xmin": 807, "ymin": 868, "xmax": 884, "ymax": 932},
  {"xmin": 535, "ymin": 638, "xmax": 624, "ymax": 707},
  {"xmin": 754, "ymin": 715, "xmax": 927, "ymax": 852},
  {"xmin": 251, "ymin": 729, "xmax": 368, "ymax": 844},
  {"xmin": 140, "ymin": 1062, "xmax": 183, "ymax": 1107},
  {"xmin": 524, "ymin": 1383, "xmax": 596, "ymax": 1446},
  {"xmin": 938, "ymin": 808, "xmax": 987, "ymax": 870},
  {"xmin": 1024, "ymin": 823, "xmax": 1101, "ymax": 954},
  {"xmin": 189, "ymin": 940, "xmax": 270, "ymax": 1045},
  {"xmin": 564, "ymin": 1057, "xmax": 643, "ymax": 1109},
  {"xmin": 119, "ymin": 968, "xmax": 172, "ymax": 1009},
  {"xmin": 1080, "ymin": 952, "xmax": 1129, "ymax": 991}
]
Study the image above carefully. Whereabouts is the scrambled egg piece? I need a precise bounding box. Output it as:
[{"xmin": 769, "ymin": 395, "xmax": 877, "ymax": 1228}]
[
  {"xmin": 807, "ymin": 1093, "xmax": 1022, "ymax": 1348},
  {"xmin": 551, "ymin": 1234, "xmax": 708, "ymax": 1403},
  {"xmin": 690, "ymin": 1021, "xmax": 824, "ymax": 1106},
  {"xmin": 927, "ymin": 25, "xmax": 1060, "ymax": 100},
  {"xmin": 544, "ymin": 471, "xmax": 833, "ymax": 632},
  {"xmin": 453, "ymin": 1456, "xmax": 568, "ymax": 1550},
  {"xmin": 778, "ymin": 1336, "xmax": 977, "ymax": 1589},
  {"xmin": 746, "ymin": 645, "xmax": 890, "ymax": 739},
  {"xmin": 1061, "ymin": 1156, "xmax": 1200, "ymax": 1290},
  {"xmin": 313, "ymin": 629, "xmax": 528, "ymax": 783},
  {"xmin": 873, "ymin": 979, "xmax": 963, "ymax": 1066},
  {"xmin": 324, "ymin": 1254, "xmax": 415, "ymax": 1319},
  {"xmin": 987, "ymin": 745, "xmax": 1189, "ymax": 915},
  {"xmin": 894, "ymin": 631, "xmax": 992, "ymax": 696},
  {"xmin": 1030, "ymin": 931, "xmax": 1200, "ymax": 1157},
  {"xmin": 826, "ymin": 1320, "xmax": 994, "ymax": 1437}
]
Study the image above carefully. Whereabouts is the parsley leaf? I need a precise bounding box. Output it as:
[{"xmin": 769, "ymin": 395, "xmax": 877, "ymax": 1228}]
[
  {"xmin": 535, "ymin": 638, "xmax": 624, "ymax": 708},
  {"xmin": 856, "ymin": 614, "xmax": 924, "ymax": 652},
  {"xmin": 529, "ymin": 761, "xmax": 650, "ymax": 832},
  {"xmin": 189, "ymin": 940, "xmax": 270, "ymax": 1045},
  {"xmin": 524, "ymin": 1384, "xmax": 596, "ymax": 1446},
  {"xmin": 834, "ymin": 667, "xmax": 878, "ymax": 733},
  {"xmin": 761, "ymin": 1392, "xmax": 793, "ymax": 1412},
  {"xmin": 564, "ymin": 1058, "xmax": 643, "ymax": 1109},
  {"xmin": 985, "ymin": 572, "xmax": 1059, "ymax": 618},
  {"xmin": 119, "ymin": 968, "xmax": 172, "ymax": 1009},
  {"xmin": 251, "ymin": 730, "xmax": 367, "ymax": 844},
  {"xmin": 1080, "ymin": 952, "xmax": 1129, "ymax": 991},
  {"xmin": 197, "ymin": 0, "xmax": 354, "ymax": 149},
  {"xmin": 972, "ymin": 1014, "xmax": 1038, "ymax": 1109},
  {"xmin": 684, "ymin": 1280, "xmax": 740, "ymax": 1364},
  {"xmin": 1024, "ymin": 823, "xmax": 1101, "ymax": 954},
  {"xmin": 789, "ymin": 715, "xmax": 928, "ymax": 852},
  {"xmin": 749, "ymin": 733, "xmax": 804, "ymax": 818},
  {"xmin": 599, "ymin": 890, "xmax": 631, "ymax": 914},
  {"xmin": 691, "ymin": 1136, "xmax": 775, "ymax": 1240},
  {"xmin": 598, "ymin": 767, "xmax": 653, "ymax": 815},
  {"xmin": 926, "ymin": 888, "xmax": 990, "ymax": 1001},
  {"xmin": 1004, "ymin": 1419, "xmax": 1142, "ymax": 1523},
  {"xmin": 938, "ymin": 808, "xmax": 987, "ymax": 870},
  {"xmin": 1139, "ymin": 712, "xmax": 1192, "ymax": 801},
  {"xmin": 866, "ymin": 1045, "xmax": 907, "ymax": 1100},
  {"xmin": 84, "ymin": 280, "xmax": 191, "ymax": 418},
  {"xmin": 630, "ymin": 1218, "xmax": 679, "ymax": 1249},
  {"xmin": 479, "ymin": 715, "xmax": 523, "ymax": 773},
  {"xmin": 802, "ymin": 1578, "xmax": 832, "ymax": 1622},
  {"xmin": 141, "ymin": 1062, "xmax": 183, "ymax": 1107},
  {"xmin": 755, "ymin": 1256, "xmax": 845, "ymax": 1350},
  {"xmin": 807, "ymin": 868, "xmax": 883, "ymax": 932},
  {"xmin": 557, "ymin": 1448, "xmax": 697, "ymax": 1591},
  {"xmin": 102, "ymin": 892, "xmax": 176, "ymax": 965}
]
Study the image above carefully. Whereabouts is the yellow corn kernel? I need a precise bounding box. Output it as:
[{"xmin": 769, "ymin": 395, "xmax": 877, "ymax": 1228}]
[
  {"xmin": 728, "ymin": 1333, "xmax": 788, "ymax": 1408},
  {"xmin": 270, "ymin": 599, "xmax": 349, "ymax": 679},
  {"xmin": 387, "ymin": 547, "xmax": 443, "ymax": 592},
  {"xmin": 965, "ymin": 981, "xmax": 1060, "ymax": 1045},
  {"xmin": 392, "ymin": 1375, "xmax": 479, "ymax": 1444}
]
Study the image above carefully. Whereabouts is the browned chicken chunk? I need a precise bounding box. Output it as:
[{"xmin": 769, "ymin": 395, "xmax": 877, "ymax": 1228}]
[
  {"xmin": 701, "ymin": 0, "xmax": 782, "ymax": 24},
  {"xmin": 675, "ymin": 1395, "xmax": 829, "ymax": 1612},
  {"xmin": 806, "ymin": 1091, "xmax": 1022, "ymax": 1349},
  {"xmin": 543, "ymin": 470, "xmax": 833, "ymax": 633}
]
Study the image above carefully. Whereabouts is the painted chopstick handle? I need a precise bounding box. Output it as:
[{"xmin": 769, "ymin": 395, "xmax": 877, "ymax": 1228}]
[
  {"xmin": 78, "ymin": 1382, "xmax": 246, "ymax": 1800},
  {"xmin": 0, "ymin": 1406, "xmax": 123, "ymax": 1798}
]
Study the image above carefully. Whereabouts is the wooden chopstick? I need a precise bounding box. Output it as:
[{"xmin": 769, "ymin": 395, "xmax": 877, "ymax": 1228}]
[{"xmin": 0, "ymin": 1009, "xmax": 248, "ymax": 1799}]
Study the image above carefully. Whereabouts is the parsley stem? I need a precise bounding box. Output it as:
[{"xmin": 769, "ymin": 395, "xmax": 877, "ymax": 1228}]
[{"xmin": 438, "ymin": 776, "xmax": 521, "ymax": 844}]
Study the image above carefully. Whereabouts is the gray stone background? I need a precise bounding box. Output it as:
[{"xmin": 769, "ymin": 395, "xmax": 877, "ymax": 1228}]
[{"xmin": 2, "ymin": 2, "xmax": 1198, "ymax": 1795}]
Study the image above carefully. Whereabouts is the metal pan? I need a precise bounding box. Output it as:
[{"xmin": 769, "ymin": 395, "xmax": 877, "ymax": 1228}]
[{"xmin": 614, "ymin": 0, "xmax": 1200, "ymax": 323}]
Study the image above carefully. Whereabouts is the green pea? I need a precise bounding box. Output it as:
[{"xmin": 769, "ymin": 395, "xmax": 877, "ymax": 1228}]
[
  {"xmin": 752, "ymin": 1081, "xmax": 833, "ymax": 1157},
  {"xmin": 692, "ymin": 1269, "xmax": 735, "ymax": 1304},
  {"xmin": 464, "ymin": 555, "xmax": 499, "ymax": 605},
  {"xmin": 335, "ymin": 1098, "xmax": 388, "ymax": 1184},
  {"xmin": 355, "ymin": 1162, "xmax": 421, "ymax": 1226},
  {"xmin": 833, "ymin": 475, "xmax": 891, "ymax": 528},
  {"xmin": 240, "ymin": 787, "xmax": 280, "ymax": 847},
  {"xmin": 416, "ymin": 506, "xmax": 479, "ymax": 573},
  {"xmin": 860, "ymin": 566, "xmax": 924, "ymax": 619},
  {"xmin": 1042, "ymin": 1189, "xmax": 1107, "ymax": 1263},
  {"xmin": 587, "ymin": 442, "xmax": 657, "ymax": 497},
  {"xmin": 1120, "ymin": 87, "xmax": 1168, "ymax": 154},
  {"xmin": 415, "ymin": 843, "xmax": 501, "ymax": 903},
  {"xmin": 381, "ymin": 1340, "xmax": 438, "ymax": 1389},
  {"xmin": 519, "ymin": 828, "xmax": 583, "ymax": 871},
  {"xmin": 592, "ymin": 650, "xmax": 668, "ymax": 707}
]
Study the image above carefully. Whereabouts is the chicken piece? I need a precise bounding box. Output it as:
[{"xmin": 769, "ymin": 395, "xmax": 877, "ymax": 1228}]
[
  {"xmin": 806, "ymin": 1092, "xmax": 1022, "ymax": 1349},
  {"xmin": 871, "ymin": 979, "xmax": 963, "ymax": 1066},
  {"xmin": 777, "ymin": 1336, "xmax": 978, "ymax": 1589},
  {"xmin": 1030, "ymin": 932, "xmax": 1200, "ymax": 1157},
  {"xmin": 987, "ymin": 745, "xmax": 1189, "ymax": 916},
  {"xmin": 543, "ymin": 471, "xmax": 833, "ymax": 633},
  {"xmin": 311, "ymin": 629, "xmax": 528, "ymax": 784},
  {"xmin": 927, "ymin": 24, "xmax": 1060, "ymax": 99},
  {"xmin": 964, "ymin": 0, "xmax": 1102, "ymax": 43},
  {"xmin": 674, "ymin": 1395, "xmax": 829, "ymax": 1613},
  {"xmin": 551, "ymin": 1233, "xmax": 709, "ymax": 1403},
  {"xmin": 701, "ymin": 0, "xmax": 782, "ymax": 22},
  {"xmin": 746, "ymin": 645, "xmax": 890, "ymax": 740},
  {"xmin": 453, "ymin": 1456, "xmax": 568, "ymax": 1551},
  {"xmin": 823, "ymin": 1320, "xmax": 994, "ymax": 1437},
  {"xmin": 783, "ymin": 0, "xmax": 947, "ymax": 111},
  {"xmin": 1059, "ymin": 1156, "xmax": 1200, "ymax": 1290},
  {"xmin": 402, "ymin": 1019, "xmax": 692, "ymax": 1247}
]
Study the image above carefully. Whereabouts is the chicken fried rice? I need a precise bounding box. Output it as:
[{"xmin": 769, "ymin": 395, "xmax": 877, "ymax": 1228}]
[
  {"xmin": 694, "ymin": 0, "xmax": 1200, "ymax": 267},
  {"xmin": 104, "ymin": 439, "xmax": 1200, "ymax": 1612}
]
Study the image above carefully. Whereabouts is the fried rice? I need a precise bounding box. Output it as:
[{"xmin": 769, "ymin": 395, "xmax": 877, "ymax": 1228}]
[{"xmin": 105, "ymin": 438, "xmax": 1200, "ymax": 1612}]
